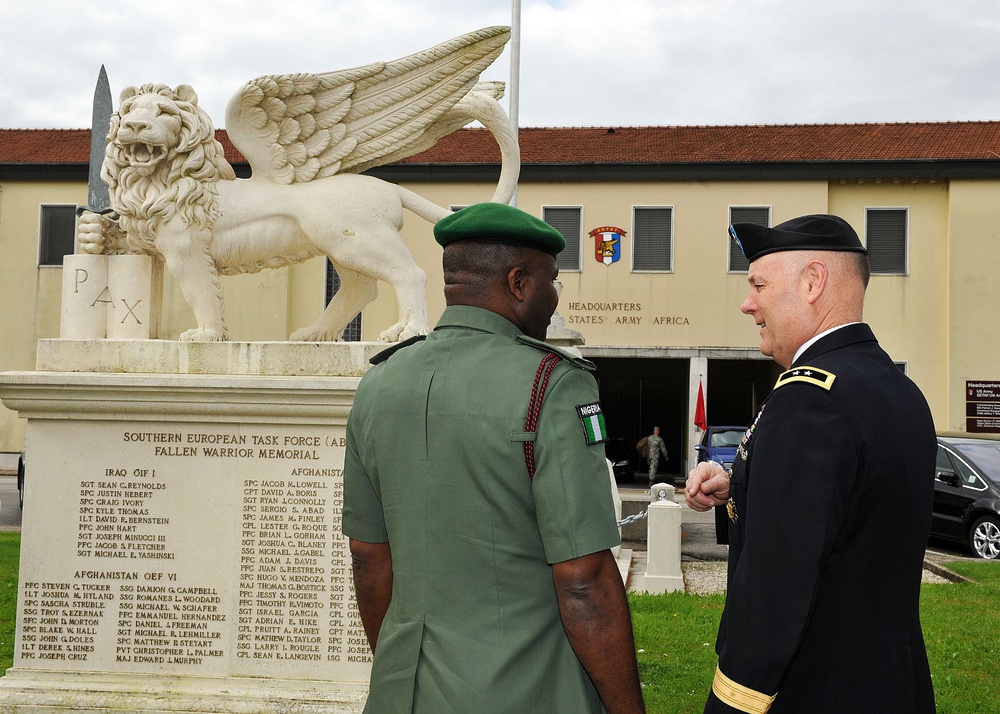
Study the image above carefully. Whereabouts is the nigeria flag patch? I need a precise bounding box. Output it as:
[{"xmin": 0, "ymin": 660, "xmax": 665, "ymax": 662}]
[{"xmin": 576, "ymin": 402, "xmax": 608, "ymax": 446}]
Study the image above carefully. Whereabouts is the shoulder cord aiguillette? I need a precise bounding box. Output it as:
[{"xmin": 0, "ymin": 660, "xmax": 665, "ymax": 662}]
[{"xmin": 524, "ymin": 352, "xmax": 562, "ymax": 480}]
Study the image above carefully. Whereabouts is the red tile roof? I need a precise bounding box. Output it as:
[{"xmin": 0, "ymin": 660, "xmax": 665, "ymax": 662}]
[
  {"xmin": 0, "ymin": 129, "xmax": 91, "ymax": 163},
  {"xmin": 403, "ymin": 124, "xmax": 1000, "ymax": 164},
  {"xmin": 4, "ymin": 123, "xmax": 1000, "ymax": 167}
]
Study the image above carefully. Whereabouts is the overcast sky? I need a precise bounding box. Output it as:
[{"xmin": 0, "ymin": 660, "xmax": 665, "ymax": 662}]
[{"xmin": 2, "ymin": 0, "xmax": 999, "ymax": 131}]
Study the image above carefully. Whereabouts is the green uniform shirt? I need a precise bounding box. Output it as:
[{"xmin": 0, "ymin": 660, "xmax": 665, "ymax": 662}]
[{"xmin": 343, "ymin": 305, "xmax": 620, "ymax": 713}]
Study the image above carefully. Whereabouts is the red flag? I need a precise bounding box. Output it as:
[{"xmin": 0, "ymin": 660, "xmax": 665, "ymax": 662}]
[{"xmin": 694, "ymin": 380, "xmax": 707, "ymax": 431}]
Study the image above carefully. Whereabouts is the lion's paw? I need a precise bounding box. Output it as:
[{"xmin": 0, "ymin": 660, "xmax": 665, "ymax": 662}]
[
  {"xmin": 397, "ymin": 325, "xmax": 429, "ymax": 341},
  {"xmin": 289, "ymin": 326, "xmax": 343, "ymax": 342},
  {"xmin": 180, "ymin": 327, "xmax": 229, "ymax": 342},
  {"xmin": 378, "ymin": 322, "xmax": 428, "ymax": 343},
  {"xmin": 77, "ymin": 212, "xmax": 107, "ymax": 255},
  {"xmin": 378, "ymin": 324, "xmax": 403, "ymax": 342}
]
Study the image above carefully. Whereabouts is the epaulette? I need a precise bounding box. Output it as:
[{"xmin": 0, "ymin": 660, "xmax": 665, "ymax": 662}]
[
  {"xmin": 774, "ymin": 366, "xmax": 836, "ymax": 391},
  {"xmin": 515, "ymin": 335, "xmax": 596, "ymax": 372},
  {"xmin": 369, "ymin": 334, "xmax": 426, "ymax": 365}
]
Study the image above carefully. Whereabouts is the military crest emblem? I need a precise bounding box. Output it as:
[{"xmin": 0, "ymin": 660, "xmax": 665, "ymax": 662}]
[{"xmin": 590, "ymin": 226, "xmax": 626, "ymax": 265}]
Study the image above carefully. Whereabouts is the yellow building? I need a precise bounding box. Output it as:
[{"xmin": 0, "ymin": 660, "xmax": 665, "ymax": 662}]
[{"xmin": 3, "ymin": 123, "xmax": 1000, "ymax": 477}]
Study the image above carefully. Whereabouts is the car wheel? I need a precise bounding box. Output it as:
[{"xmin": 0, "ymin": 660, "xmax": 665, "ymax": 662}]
[{"xmin": 969, "ymin": 515, "xmax": 1000, "ymax": 559}]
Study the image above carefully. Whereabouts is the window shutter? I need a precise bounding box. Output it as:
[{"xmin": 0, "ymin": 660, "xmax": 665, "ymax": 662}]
[
  {"xmin": 867, "ymin": 209, "xmax": 907, "ymax": 274},
  {"xmin": 543, "ymin": 207, "xmax": 582, "ymax": 271},
  {"xmin": 633, "ymin": 208, "xmax": 672, "ymax": 271},
  {"xmin": 39, "ymin": 205, "xmax": 78, "ymax": 266}
]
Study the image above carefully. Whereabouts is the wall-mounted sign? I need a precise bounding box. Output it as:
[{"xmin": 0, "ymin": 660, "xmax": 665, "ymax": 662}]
[
  {"xmin": 966, "ymin": 381, "xmax": 1000, "ymax": 433},
  {"xmin": 564, "ymin": 300, "xmax": 690, "ymax": 327},
  {"xmin": 590, "ymin": 226, "xmax": 626, "ymax": 266}
]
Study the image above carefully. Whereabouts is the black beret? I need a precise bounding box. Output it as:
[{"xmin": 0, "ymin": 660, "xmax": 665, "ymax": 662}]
[
  {"xmin": 729, "ymin": 214, "xmax": 866, "ymax": 263},
  {"xmin": 434, "ymin": 202, "xmax": 566, "ymax": 257}
]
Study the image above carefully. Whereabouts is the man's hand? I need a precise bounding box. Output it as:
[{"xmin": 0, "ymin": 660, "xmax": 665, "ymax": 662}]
[{"xmin": 685, "ymin": 461, "xmax": 731, "ymax": 512}]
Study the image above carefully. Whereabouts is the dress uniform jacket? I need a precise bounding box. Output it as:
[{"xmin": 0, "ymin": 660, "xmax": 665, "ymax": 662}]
[
  {"xmin": 343, "ymin": 305, "xmax": 621, "ymax": 714},
  {"xmin": 708, "ymin": 323, "xmax": 936, "ymax": 713}
]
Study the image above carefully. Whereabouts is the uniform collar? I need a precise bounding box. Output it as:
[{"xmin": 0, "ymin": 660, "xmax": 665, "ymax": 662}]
[
  {"xmin": 792, "ymin": 323, "xmax": 857, "ymax": 364},
  {"xmin": 434, "ymin": 305, "xmax": 524, "ymax": 339},
  {"xmin": 793, "ymin": 322, "xmax": 877, "ymax": 365}
]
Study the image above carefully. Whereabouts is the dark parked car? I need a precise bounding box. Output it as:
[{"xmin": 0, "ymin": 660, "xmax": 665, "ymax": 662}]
[
  {"xmin": 605, "ymin": 438, "xmax": 635, "ymax": 483},
  {"xmin": 695, "ymin": 426, "xmax": 747, "ymax": 472},
  {"xmin": 932, "ymin": 435, "xmax": 1000, "ymax": 559}
]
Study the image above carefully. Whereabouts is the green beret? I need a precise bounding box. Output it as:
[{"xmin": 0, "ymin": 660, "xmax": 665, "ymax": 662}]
[
  {"xmin": 434, "ymin": 202, "xmax": 566, "ymax": 257},
  {"xmin": 730, "ymin": 214, "xmax": 867, "ymax": 263}
]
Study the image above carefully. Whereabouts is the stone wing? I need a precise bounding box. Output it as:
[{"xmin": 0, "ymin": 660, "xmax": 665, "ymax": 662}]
[{"xmin": 224, "ymin": 26, "xmax": 510, "ymax": 184}]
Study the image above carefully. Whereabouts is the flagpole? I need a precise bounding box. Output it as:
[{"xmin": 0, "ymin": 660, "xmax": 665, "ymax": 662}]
[{"xmin": 509, "ymin": 0, "xmax": 521, "ymax": 206}]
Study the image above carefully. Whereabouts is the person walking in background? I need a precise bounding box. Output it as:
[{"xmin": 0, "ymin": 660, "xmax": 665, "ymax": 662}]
[
  {"xmin": 686, "ymin": 215, "xmax": 936, "ymax": 713},
  {"xmin": 343, "ymin": 202, "xmax": 645, "ymax": 714},
  {"xmin": 637, "ymin": 426, "xmax": 666, "ymax": 485}
]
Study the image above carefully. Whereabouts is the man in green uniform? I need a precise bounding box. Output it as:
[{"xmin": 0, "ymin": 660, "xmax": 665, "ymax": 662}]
[{"xmin": 343, "ymin": 202, "xmax": 645, "ymax": 713}]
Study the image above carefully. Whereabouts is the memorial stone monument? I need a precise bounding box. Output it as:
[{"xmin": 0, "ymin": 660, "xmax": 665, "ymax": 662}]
[{"xmin": 0, "ymin": 27, "xmax": 519, "ymax": 712}]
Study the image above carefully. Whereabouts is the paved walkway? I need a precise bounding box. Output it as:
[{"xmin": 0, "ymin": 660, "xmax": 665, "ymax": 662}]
[{"xmin": 618, "ymin": 483, "xmax": 969, "ymax": 594}]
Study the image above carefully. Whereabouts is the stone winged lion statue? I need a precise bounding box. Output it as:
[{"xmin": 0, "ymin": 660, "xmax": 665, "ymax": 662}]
[{"xmin": 78, "ymin": 26, "xmax": 519, "ymax": 342}]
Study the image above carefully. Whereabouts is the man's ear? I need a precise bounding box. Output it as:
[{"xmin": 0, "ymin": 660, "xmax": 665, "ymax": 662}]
[
  {"xmin": 507, "ymin": 266, "xmax": 527, "ymax": 302},
  {"xmin": 804, "ymin": 259, "xmax": 829, "ymax": 304}
]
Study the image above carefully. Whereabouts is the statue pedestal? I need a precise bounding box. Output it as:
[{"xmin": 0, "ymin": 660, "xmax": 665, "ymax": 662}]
[{"xmin": 0, "ymin": 340, "xmax": 387, "ymax": 712}]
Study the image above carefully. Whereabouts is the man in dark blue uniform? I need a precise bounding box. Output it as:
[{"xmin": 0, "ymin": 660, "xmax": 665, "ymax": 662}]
[{"xmin": 686, "ymin": 214, "xmax": 936, "ymax": 713}]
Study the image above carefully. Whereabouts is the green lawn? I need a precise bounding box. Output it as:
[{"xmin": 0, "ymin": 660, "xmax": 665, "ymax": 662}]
[
  {"xmin": 629, "ymin": 561, "xmax": 1000, "ymax": 713},
  {"xmin": 0, "ymin": 532, "xmax": 996, "ymax": 712},
  {"xmin": 917, "ymin": 561, "xmax": 1000, "ymax": 714},
  {"xmin": 630, "ymin": 590, "xmax": 726, "ymax": 713},
  {"xmin": 0, "ymin": 533, "xmax": 17, "ymax": 673}
]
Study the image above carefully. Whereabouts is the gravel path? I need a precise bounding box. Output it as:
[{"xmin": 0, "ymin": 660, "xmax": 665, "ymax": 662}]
[{"xmin": 681, "ymin": 561, "xmax": 728, "ymax": 596}]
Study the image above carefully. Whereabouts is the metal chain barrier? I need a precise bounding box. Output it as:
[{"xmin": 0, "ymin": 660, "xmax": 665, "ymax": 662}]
[
  {"xmin": 616, "ymin": 485, "xmax": 672, "ymax": 528},
  {"xmin": 617, "ymin": 510, "xmax": 648, "ymax": 527}
]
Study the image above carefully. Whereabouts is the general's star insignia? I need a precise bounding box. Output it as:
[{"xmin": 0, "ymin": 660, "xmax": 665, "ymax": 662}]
[{"xmin": 775, "ymin": 366, "xmax": 836, "ymax": 391}]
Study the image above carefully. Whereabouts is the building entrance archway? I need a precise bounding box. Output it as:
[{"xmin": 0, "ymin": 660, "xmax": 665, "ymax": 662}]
[{"xmin": 589, "ymin": 352, "xmax": 778, "ymax": 484}]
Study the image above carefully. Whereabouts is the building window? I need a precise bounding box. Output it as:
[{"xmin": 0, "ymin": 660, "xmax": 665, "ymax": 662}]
[
  {"xmin": 543, "ymin": 206, "xmax": 582, "ymax": 271},
  {"xmin": 866, "ymin": 208, "xmax": 907, "ymax": 274},
  {"xmin": 729, "ymin": 206, "xmax": 770, "ymax": 272},
  {"xmin": 632, "ymin": 207, "xmax": 672, "ymax": 272},
  {"xmin": 325, "ymin": 260, "xmax": 362, "ymax": 341},
  {"xmin": 39, "ymin": 205, "xmax": 78, "ymax": 266}
]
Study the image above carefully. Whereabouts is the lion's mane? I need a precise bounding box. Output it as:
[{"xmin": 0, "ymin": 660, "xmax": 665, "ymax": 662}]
[{"xmin": 103, "ymin": 84, "xmax": 232, "ymax": 253}]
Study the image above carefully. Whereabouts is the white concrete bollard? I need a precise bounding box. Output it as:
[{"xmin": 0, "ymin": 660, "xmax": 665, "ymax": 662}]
[
  {"xmin": 643, "ymin": 481, "xmax": 684, "ymax": 594},
  {"xmin": 608, "ymin": 460, "xmax": 623, "ymax": 560},
  {"xmin": 60, "ymin": 254, "xmax": 110, "ymax": 339}
]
